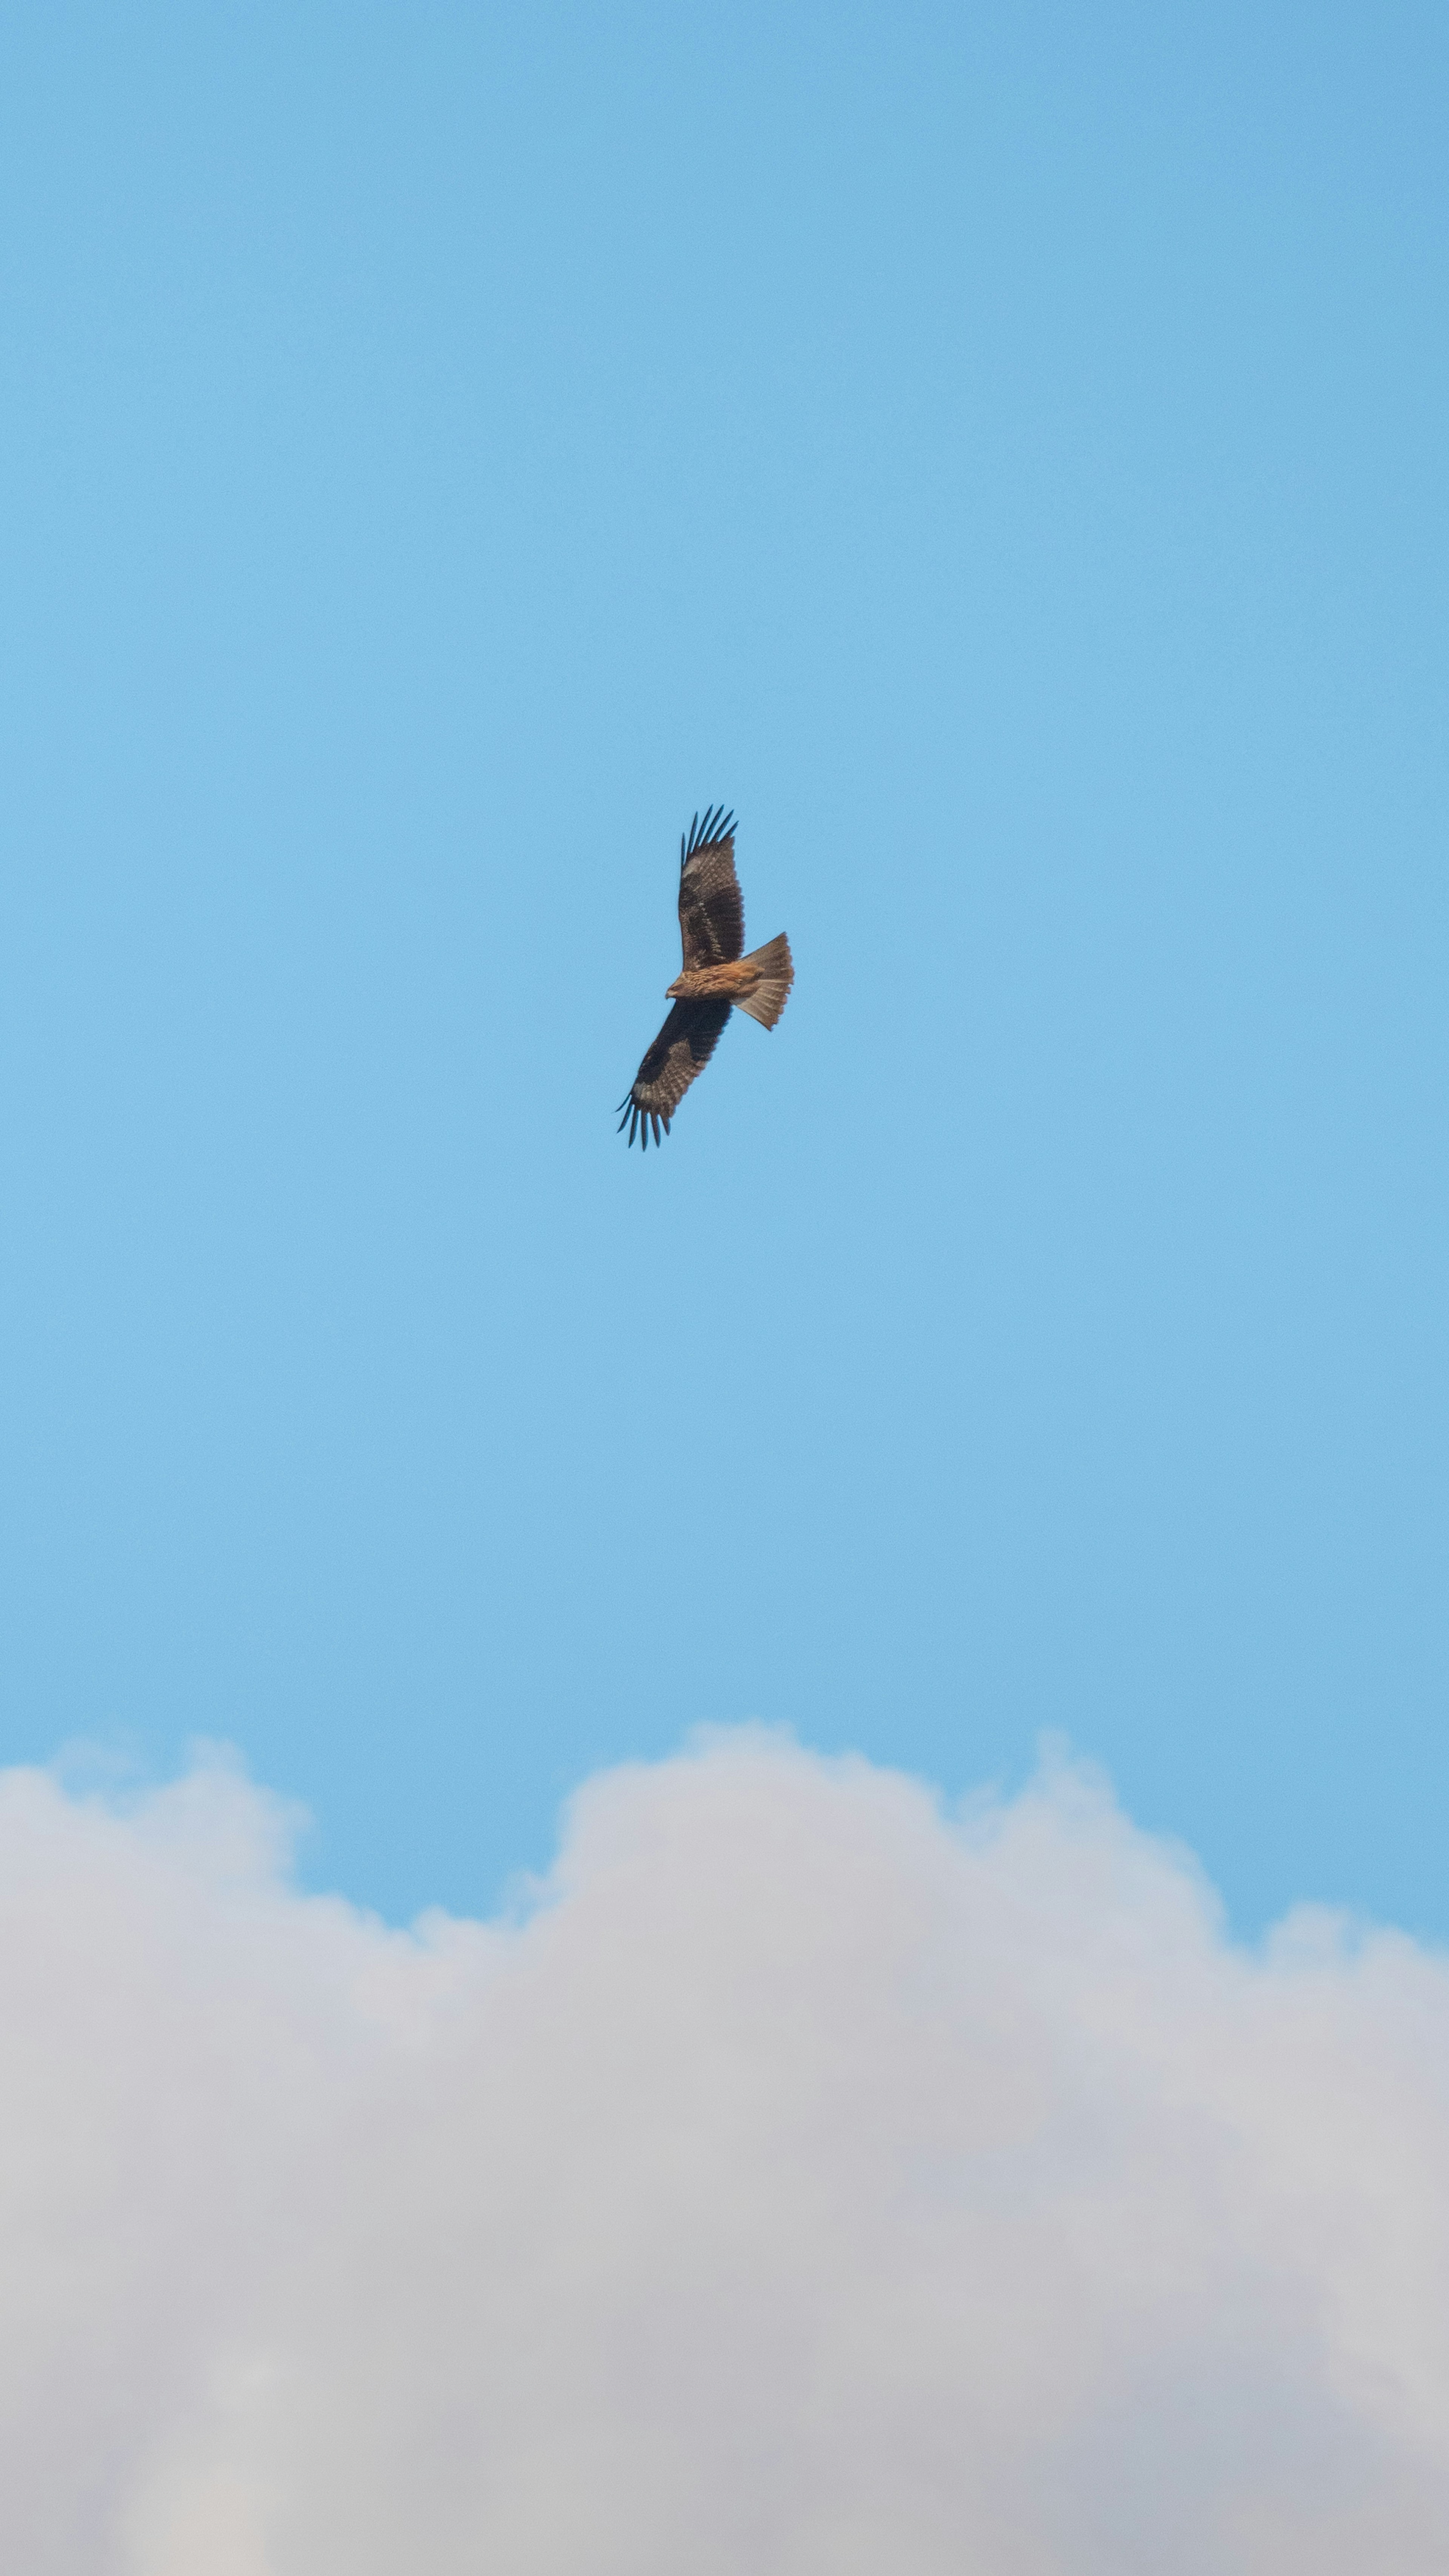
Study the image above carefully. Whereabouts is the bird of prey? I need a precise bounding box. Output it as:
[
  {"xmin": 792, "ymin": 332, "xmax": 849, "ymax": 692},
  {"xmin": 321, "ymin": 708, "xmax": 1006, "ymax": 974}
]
[{"xmin": 618, "ymin": 808, "xmax": 794, "ymax": 1149}]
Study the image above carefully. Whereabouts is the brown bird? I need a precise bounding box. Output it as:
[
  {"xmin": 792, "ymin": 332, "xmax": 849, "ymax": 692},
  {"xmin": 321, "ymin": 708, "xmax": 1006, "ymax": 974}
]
[{"xmin": 618, "ymin": 807, "xmax": 794, "ymax": 1149}]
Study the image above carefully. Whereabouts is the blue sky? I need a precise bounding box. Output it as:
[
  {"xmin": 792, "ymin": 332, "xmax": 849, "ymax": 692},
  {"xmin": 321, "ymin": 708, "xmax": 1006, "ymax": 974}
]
[{"xmin": 0, "ymin": 0, "xmax": 1444, "ymax": 1934}]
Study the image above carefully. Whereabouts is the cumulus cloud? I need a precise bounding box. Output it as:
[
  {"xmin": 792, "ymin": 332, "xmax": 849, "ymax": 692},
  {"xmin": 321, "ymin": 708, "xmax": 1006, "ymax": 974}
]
[{"xmin": 3, "ymin": 1729, "xmax": 1449, "ymax": 2573}]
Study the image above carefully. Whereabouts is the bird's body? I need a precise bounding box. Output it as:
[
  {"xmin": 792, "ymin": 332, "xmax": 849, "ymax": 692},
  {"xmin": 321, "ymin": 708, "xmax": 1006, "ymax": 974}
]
[
  {"xmin": 668, "ymin": 950, "xmax": 784, "ymax": 1006},
  {"xmin": 618, "ymin": 808, "xmax": 792, "ymax": 1148}
]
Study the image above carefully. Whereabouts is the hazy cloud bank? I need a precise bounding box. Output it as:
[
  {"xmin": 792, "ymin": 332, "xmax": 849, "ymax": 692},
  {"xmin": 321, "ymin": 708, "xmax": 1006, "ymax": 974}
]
[{"xmin": 4, "ymin": 1730, "xmax": 1449, "ymax": 2574}]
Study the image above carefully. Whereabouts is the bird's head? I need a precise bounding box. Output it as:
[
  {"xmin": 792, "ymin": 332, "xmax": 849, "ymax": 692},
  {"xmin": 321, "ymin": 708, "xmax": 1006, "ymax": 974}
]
[{"xmin": 665, "ymin": 974, "xmax": 686, "ymax": 998}]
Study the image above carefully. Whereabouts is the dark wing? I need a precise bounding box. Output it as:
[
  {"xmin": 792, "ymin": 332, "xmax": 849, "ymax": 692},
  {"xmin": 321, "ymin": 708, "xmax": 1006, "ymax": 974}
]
[
  {"xmin": 677, "ymin": 805, "xmax": 744, "ymax": 970},
  {"xmin": 617, "ymin": 999, "xmax": 732, "ymax": 1149}
]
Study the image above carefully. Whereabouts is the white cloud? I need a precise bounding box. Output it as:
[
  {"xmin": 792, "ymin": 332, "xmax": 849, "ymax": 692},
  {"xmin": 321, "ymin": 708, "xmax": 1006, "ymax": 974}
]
[{"xmin": 4, "ymin": 1728, "xmax": 1449, "ymax": 2573}]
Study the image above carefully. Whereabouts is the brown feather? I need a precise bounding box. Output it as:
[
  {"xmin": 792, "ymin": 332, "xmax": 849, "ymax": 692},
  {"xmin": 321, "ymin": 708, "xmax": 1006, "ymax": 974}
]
[
  {"xmin": 618, "ymin": 997, "xmax": 732, "ymax": 1145},
  {"xmin": 678, "ymin": 815, "xmax": 745, "ymax": 970},
  {"xmin": 731, "ymin": 932, "xmax": 794, "ymax": 1028}
]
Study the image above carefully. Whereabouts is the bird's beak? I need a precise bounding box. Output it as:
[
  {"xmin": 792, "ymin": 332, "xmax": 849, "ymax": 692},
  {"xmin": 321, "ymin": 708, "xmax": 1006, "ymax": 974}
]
[{"xmin": 665, "ymin": 976, "xmax": 684, "ymax": 998}]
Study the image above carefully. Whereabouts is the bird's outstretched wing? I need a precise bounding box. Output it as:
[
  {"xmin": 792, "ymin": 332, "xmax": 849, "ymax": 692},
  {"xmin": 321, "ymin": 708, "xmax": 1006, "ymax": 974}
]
[
  {"xmin": 678, "ymin": 807, "xmax": 744, "ymax": 970},
  {"xmin": 617, "ymin": 998, "xmax": 732, "ymax": 1150}
]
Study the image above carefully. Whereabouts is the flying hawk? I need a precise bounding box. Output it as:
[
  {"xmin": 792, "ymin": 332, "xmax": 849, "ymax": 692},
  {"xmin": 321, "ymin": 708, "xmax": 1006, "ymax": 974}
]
[{"xmin": 618, "ymin": 807, "xmax": 794, "ymax": 1149}]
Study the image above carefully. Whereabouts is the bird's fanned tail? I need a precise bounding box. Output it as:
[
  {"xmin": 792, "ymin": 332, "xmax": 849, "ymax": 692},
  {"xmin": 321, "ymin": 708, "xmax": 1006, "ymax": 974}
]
[{"xmin": 731, "ymin": 932, "xmax": 794, "ymax": 1030}]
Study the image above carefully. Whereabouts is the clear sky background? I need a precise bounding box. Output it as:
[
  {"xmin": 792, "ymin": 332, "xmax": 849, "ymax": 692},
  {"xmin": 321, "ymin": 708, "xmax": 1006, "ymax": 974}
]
[{"xmin": 0, "ymin": 0, "xmax": 1444, "ymax": 1937}]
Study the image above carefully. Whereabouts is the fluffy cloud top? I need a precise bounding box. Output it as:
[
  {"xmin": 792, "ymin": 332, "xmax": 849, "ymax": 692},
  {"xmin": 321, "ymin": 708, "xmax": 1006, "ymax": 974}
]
[{"xmin": 4, "ymin": 1729, "xmax": 1449, "ymax": 2574}]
